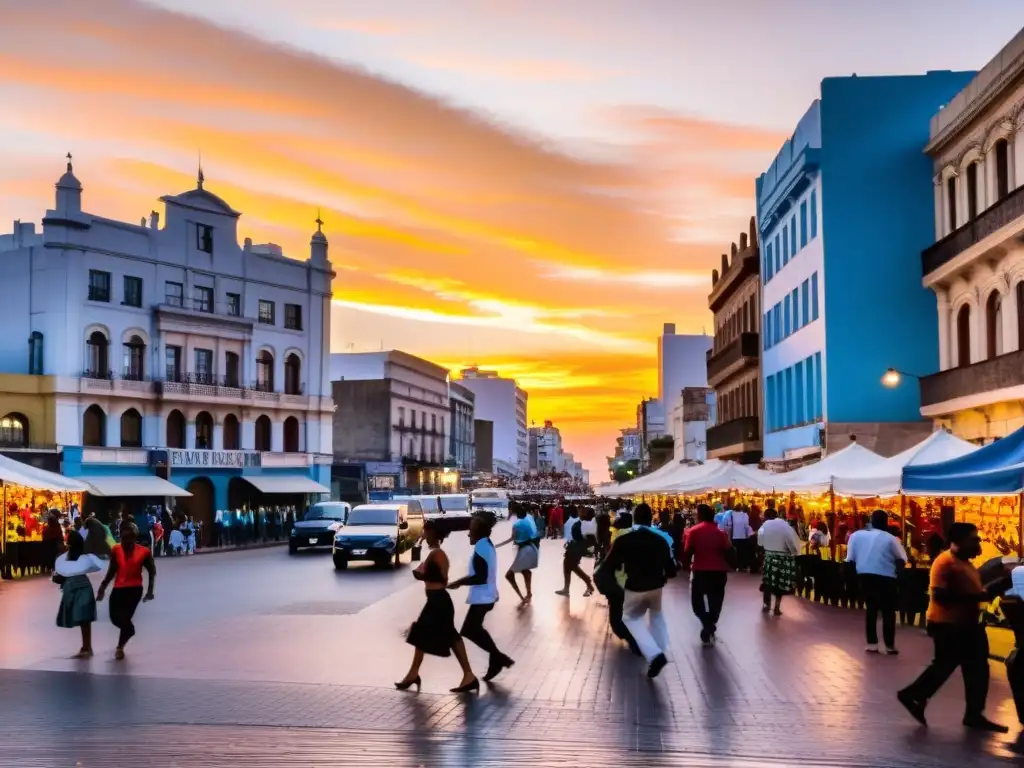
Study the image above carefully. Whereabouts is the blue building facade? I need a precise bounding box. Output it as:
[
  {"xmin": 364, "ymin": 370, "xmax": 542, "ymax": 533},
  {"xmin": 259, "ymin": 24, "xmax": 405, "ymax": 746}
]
[{"xmin": 757, "ymin": 71, "xmax": 975, "ymax": 461}]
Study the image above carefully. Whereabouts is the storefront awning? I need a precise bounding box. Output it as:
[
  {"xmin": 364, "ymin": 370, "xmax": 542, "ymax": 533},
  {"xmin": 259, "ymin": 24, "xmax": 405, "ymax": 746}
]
[
  {"xmin": 75, "ymin": 475, "xmax": 193, "ymax": 497},
  {"xmin": 242, "ymin": 475, "xmax": 331, "ymax": 494},
  {"xmin": 0, "ymin": 454, "xmax": 89, "ymax": 492}
]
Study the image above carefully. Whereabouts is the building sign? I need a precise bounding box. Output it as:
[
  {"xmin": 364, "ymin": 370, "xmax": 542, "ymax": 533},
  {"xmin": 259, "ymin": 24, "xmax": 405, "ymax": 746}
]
[
  {"xmin": 368, "ymin": 474, "xmax": 396, "ymax": 490},
  {"xmin": 169, "ymin": 449, "xmax": 262, "ymax": 469}
]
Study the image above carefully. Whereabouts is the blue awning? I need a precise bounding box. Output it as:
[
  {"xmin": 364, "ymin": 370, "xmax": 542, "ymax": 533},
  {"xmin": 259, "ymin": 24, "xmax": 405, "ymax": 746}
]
[{"xmin": 902, "ymin": 427, "xmax": 1024, "ymax": 495}]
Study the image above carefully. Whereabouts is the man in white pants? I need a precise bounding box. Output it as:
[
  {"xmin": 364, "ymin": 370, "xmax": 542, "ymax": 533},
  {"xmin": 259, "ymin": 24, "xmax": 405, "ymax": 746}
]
[{"xmin": 601, "ymin": 502, "xmax": 677, "ymax": 677}]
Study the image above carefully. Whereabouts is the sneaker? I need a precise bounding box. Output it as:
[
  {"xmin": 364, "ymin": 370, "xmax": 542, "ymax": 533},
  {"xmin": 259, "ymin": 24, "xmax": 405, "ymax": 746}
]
[
  {"xmin": 885, "ymin": 647, "xmax": 899, "ymax": 656},
  {"xmin": 866, "ymin": 644, "xmax": 880, "ymax": 654},
  {"xmin": 897, "ymin": 690, "xmax": 927, "ymax": 726},
  {"xmin": 699, "ymin": 628, "xmax": 712, "ymax": 646},
  {"xmin": 647, "ymin": 653, "xmax": 668, "ymax": 679},
  {"xmin": 963, "ymin": 715, "xmax": 1009, "ymax": 733},
  {"xmin": 555, "ymin": 589, "xmax": 570, "ymax": 597}
]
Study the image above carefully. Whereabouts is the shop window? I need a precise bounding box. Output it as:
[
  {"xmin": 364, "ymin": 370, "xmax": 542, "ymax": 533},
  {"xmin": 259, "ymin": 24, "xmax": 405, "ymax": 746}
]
[
  {"xmin": 255, "ymin": 415, "xmax": 272, "ymax": 451},
  {"xmin": 996, "ymin": 139, "xmax": 1010, "ymax": 200},
  {"xmin": 195, "ymin": 411, "xmax": 213, "ymax": 449},
  {"xmin": 283, "ymin": 416, "xmax": 300, "ymax": 453},
  {"xmin": 83, "ymin": 405, "xmax": 105, "ymax": 447},
  {"xmin": 0, "ymin": 413, "xmax": 28, "ymax": 447},
  {"xmin": 166, "ymin": 409, "xmax": 186, "ymax": 449},
  {"xmin": 85, "ymin": 331, "xmax": 109, "ymax": 379},
  {"xmin": 957, "ymin": 304, "xmax": 972, "ymax": 367},
  {"xmin": 256, "ymin": 350, "xmax": 274, "ymax": 392},
  {"xmin": 123, "ymin": 335, "xmax": 145, "ymax": 381},
  {"xmin": 223, "ymin": 414, "xmax": 240, "ymax": 450},
  {"xmin": 120, "ymin": 409, "xmax": 142, "ymax": 448},
  {"xmin": 28, "ymin": 331, "xmax": 43, "ymax": 375},
  {"xmin": 284, "ymin": 353, "xmax": 301, "ymax": 395}
]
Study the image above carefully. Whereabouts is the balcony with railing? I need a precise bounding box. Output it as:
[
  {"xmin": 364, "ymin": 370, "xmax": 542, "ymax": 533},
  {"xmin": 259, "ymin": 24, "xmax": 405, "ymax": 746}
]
[
  {"xmin": 707, "ymin": 333, "xmax": 759, "ymax": 388},
  {"xmin": 706, "ymin": 416, "xmax": 761, "ymax": 458},
  {"xmin": 920, "ymin": 348, "xmax": 1024, "ymax": 410},
  {"xmin": 922, "ymin": 183, "xmax": 1024, "ymax": 277}
]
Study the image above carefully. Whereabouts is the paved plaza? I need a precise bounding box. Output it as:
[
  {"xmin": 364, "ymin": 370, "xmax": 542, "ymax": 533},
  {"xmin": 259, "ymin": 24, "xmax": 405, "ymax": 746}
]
[{"xmin": 2, "ymin": 523, "xmax": 1023, "ymax": 767}]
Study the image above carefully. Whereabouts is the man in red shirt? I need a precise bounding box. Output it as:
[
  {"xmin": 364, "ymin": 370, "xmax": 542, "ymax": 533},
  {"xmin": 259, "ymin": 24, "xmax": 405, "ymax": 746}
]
[{"xmin": 683, "ymin": 503, "xmax": 734, "ymax": 646}]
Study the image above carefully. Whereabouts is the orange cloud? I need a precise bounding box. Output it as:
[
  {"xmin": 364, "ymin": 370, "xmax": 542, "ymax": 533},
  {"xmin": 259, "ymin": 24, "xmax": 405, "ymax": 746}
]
[{"xmin": 0, "ymin": 0, "xmax": 777, "ymax": 473}]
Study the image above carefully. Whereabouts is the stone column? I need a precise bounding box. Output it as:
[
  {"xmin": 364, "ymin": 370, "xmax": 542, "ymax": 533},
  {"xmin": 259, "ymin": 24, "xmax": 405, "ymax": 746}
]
[
  {"xmin": 933, "ymin": 176, "xmax": 944, "ymax": 240},
  {"xmin": 1004, "ymin": 276, "xmax": 1020, "ymax": 353},
  {"xmin": 213, "ymin": 421, "xmax": 224, "ymax": 451},
  {"xmin": 1014, "ymin": 127, "xmax": 1024, "ymax": 193},
  {"xmin": 271, "ymin": 420, "xmax": 284, "ymax": 452},
  {"xmin": 106, "ymin": 410, "xmax": 121, "ymax": 448},
  {"xmin": 936, "ymin": 290, "xmax": 951, "ymax": 371},
  {"xmin": 186, "ymin": 420, "xmax": 197, "ymax": 450},
  {"xmin": 971, "ymin": 297, "xmax": 985, "ymax": 365},
  {"xmin": 241, "ymin": 417, "xmax": 255, "ymax": 450}
]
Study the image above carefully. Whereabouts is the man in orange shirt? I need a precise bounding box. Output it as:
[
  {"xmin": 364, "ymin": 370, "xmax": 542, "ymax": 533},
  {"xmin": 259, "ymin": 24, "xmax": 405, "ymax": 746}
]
[{"xmin": 897, "ymin": 523, "xmax": 1009, "ymax": 732}]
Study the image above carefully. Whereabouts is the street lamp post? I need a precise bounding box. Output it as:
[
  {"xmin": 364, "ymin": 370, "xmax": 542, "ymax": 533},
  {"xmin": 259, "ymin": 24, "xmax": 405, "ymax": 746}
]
[{"xmin": 880, "ymin": 368, "xmax": 921, "ymax": 388}]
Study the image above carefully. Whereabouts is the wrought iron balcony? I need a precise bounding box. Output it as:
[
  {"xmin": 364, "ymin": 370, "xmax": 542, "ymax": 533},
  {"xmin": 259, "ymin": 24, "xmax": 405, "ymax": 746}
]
[
  {"xmin": 922, "ymin": 183, "xmax": 1024, "ymax": 276},
  {"xmin": 920, "ymin": 348, "xmax": 1024, "ymax": 409},
  {"xmin": 707, "ymin": 333, "xmax": 759, "ymax": 388}
]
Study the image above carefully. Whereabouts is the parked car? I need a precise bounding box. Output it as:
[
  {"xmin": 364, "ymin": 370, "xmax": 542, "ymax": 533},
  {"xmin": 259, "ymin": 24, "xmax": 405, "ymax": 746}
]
[
  {"xmin": 390, "ymin": 494, "xmax": 474, "ymax": 534},
  {"xmin": 471, "ymin": 489, "xmax": 509, "ymax": 520},
  {"xmin": 289, "ymin": 501, "xmax": 352, "ymax": 554},
  {"xmin": 332, "ymin": 502, "xmax": 424, "ymax": 570}
]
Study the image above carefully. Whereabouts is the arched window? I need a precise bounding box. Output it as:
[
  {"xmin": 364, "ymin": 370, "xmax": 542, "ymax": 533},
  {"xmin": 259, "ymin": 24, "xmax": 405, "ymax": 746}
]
[
  {"xmin": 86, "ymin": 331, "xmax": 109, "ymax": 379},
  {"xmin": 28, "ymin": 331, "xmax": 43, "ymax": 375},
  {"xmin": 224, "ymin": 352, "xmax": 240, "ymax": 388},
  {"xmin": 195, "ymin": 411, "xmax": 213, "ymax": 450},
  {"xmin": 284, "ymin": 354, "xmax": 301, "ymax": 395},
  {"xmin": 283, "ymin": 416, "xmax": 300, "ymax": 453},
  {"xmin": 83, "ymin": 405, "xmax": 105, "ymax": 447},
  {"xmin": 122, "ymin": 335, "xmax": 145, "ymax": 381},
  {"xmin": 166, "ymin": 409, "xmax": 186, "ymax": 449},
  {"xmin": 966, "ymin": 162, "xmax": 979, "ymax": 220},
  {"xmin": 987, "ymin": 291, "xmax": 1003, "ymax": 359},
  {"xmin": 946, "ymin": 176, "xmax": 957, "ymax": 232},
  {"xmin": 120, "ymin": 408, "xmax": 142, "ymax": 448},
  {"xmin": 996, "ymin": 139, "xmax": 1010, "ymax": 200},
  {"xmin": 254, "ymin": 415, "xmax": 272, "ymax": 451},
  {"xmin": 256, "ymin": 350, "xmax": 274, "ymax": 392},
  {"xmin": 0, "ymin": 413, "xmax": 28, "ymax": 447},
  {"xmin": 957, "ymin": 305, "xmax": 972, "ymax": 368},
  {"xmin": 223, "ymin": 414, "xmax": 240, "ymax": 450}
]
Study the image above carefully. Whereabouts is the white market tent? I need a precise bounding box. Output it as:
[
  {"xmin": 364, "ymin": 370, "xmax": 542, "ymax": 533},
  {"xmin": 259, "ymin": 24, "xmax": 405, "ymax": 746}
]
[
  {"xmin": 663, "ymin": 461, "xmax": 778, "ymax": 494},
  {"xmin": 831, "ymin": 430, "xmax": 978, "ymax": 498},
  {"xmin": 0, "ymin": 453, "xmax": 88, "ymax": 492},
  {"xmin": 772, "ymin": 441, "xmax": 887, "ymax": 494},
  {"xmin": 597, "ymin": 459, "xmax": 724, "ymax": 496}
]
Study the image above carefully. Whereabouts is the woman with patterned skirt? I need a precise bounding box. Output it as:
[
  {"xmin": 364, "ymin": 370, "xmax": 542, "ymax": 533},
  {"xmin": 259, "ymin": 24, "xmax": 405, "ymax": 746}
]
[{"xmin": 757, "ymin": 507, "xmax": 802, "ymax": 616}]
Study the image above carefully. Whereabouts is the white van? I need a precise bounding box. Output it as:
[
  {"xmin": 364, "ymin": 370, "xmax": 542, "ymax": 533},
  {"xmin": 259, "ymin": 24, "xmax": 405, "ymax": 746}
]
[{"xmin": 471, "ymin": 489, "xmax": 509, "ymax": 519}]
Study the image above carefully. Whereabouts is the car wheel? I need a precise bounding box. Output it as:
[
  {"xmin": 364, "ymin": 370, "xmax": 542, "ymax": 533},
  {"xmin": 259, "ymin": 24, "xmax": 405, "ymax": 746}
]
[
  {"xmin": 333, "ymin": 555, "xmax": 348, "ymax": 570},
  {"xmin": 288, "ymin": 543, "xmax": 298, "ymax": 555}
]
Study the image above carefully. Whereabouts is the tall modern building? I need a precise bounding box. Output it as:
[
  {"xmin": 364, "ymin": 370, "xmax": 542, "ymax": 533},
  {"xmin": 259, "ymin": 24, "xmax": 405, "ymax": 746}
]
[
  {"xmin": 458, "ymin": 367, "xmax": 528, "ymax": 475},
  {"xmin": 707, "ymin": 219, "xmax": 762, "ymax": 463},
  {"xmin": 657, "ymin": 324, "xmax": 712, "ymax": 421},
  {"xmin": 528, "ymin": 419, "xmax": 563, "ymax": 472},
  {"xmin": 0, "ymin": 158, "xmax": 335, "ymax": 535},
  {"xmin": 917, "ymin": 29, "xmax": 1024, "ymax": 443},
  {"xmin": 448, "ymin": 381, "xmax": 476, "ymax": 474},
  {"xmin": 757, "ymin": 71, "xmax": 975, "ymax": 463}
]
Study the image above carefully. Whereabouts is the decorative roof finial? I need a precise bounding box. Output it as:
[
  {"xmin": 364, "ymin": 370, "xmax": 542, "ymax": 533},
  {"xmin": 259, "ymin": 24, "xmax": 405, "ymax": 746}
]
[
  {"xmin": 197, "ymin": 151, "xmax": 204, "ymax": 190},
  {"xmin": 66, "ymin": 152, "xmax": 73, "ymax": 173},
  {"xmin": 315, "ymin": 209, "xmax": 324, "ymax": 232}
]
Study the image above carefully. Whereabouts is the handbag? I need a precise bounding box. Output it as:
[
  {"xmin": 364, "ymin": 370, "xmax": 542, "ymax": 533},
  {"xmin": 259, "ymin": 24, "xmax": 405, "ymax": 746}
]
[{"xmin": 410, "ymin": 544, "xmax": 422, "ymax": 562}]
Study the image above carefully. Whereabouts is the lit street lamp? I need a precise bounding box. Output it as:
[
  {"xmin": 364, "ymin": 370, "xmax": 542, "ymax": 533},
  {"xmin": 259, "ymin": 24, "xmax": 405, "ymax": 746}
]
[{"xmin": 881, "ymin": 368, "xmax": 920, "ymax": 388}]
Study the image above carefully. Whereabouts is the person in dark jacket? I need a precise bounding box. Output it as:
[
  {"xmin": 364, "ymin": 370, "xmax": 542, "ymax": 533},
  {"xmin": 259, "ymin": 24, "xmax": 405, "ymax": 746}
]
[
  {"xmin": 601, "ymin": 503, "xmax": 677, "ymax": 677},
  {"xmin": 594, "ymin": 513, "xmax": 640, "ymax": 656}
]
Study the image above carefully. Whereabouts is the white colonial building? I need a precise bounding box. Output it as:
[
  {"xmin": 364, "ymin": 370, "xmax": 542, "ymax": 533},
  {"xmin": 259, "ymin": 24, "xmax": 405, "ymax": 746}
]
[
  {"xmin": 0, "ymin": 157, "xmax": 335, "ymax": 526},
  {"xmin": 919, "ymin": 28, "xmax": 1024, "ymax": 442}
]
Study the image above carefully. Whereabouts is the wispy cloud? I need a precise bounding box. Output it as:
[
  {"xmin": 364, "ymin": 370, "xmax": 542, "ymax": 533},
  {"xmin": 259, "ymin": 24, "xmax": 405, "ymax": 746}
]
[
  {"xmin": 405, "ymin": 53, "xmax": 614, "ymax": 83},
  {"xmin": 541, "ymin": 264, "xmax": 708, "ymax": 289}
]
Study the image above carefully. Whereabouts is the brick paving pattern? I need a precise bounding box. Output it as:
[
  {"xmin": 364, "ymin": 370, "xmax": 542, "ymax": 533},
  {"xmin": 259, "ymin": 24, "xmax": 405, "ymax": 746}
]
[{"xmin": 1, "ymin": 529, "xmax": 1023, "ymax": 766}]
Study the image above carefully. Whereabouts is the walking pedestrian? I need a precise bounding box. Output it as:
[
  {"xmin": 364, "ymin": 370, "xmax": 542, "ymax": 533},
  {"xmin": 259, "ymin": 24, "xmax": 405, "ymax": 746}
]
[
  {"xmin": 96, "ymin": 523, "xmax": 155, "ymax": 660},
  {"xmin": 601, "ymin": 502, "xmax": 677, "ymax": 677},
  {"xmin": 556, "ymin": 506, "xmax": 595, "ymax": 597},
  {"xmin": 594, "ymin": 523, "xmax": 641, "ymax": 656},
  {"xmin": 758, "ymin": 506, "xmax": 801, "ymax": 616},
  {"xmin": 548, "ymin": 502, "xmax": 564, "ymax": 539},
  {"xmin": 53, "ymin": 529, "xmax": 103, "ymax": 658},
  {"xmin": 721, "ymin": 504, "xmax": 754, "ymax": 571},
  {"xmin": 683, "ymin": 503, "xmax": 734, "ymax": 645},
  {"xmin": 396, "ymin": 520, "xmax": 478, "ymax": 693},
  {"xmin": 897, "ymin": 523, "xmax": 1009, "ymax": 732},
  {"xmin": 448, "ymin": 515, "xmax": 514, "ymax": 683},
  {"xmin": 846, "ymin": 509, "xmax": 906, "ymax": 654},
  {"xmin": 497, "ymin": 505, "xmax": 540, "ymax": 604}
]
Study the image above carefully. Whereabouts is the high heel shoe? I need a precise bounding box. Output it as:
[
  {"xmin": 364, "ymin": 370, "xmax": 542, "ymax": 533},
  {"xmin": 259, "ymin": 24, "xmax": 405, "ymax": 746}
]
[
  {"xmin": 394, "ymin": 676, "xmax": 421, "ymax": 691},
  {"xmin": 450, "ymin": 677, "xmax": 480, "ymax": 694}
]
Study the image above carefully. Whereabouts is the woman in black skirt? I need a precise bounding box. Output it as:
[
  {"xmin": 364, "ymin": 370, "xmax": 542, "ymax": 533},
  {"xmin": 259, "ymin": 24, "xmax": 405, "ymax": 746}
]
[{"xmin": 396, "ymin": 520, "xmax": 478, "ymax": 692}]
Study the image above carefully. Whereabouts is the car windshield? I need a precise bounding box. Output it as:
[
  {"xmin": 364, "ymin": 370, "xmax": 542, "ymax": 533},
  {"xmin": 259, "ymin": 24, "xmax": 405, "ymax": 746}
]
[
  {"xmin": 440, "ymin": 497, "xmax": 468, "ymax": 512},
  {"xmin": 414, "ymin": 497, "xmax": 438, "ymax": 513},
  {"xmin": 348, "ymin": 508, "xmax": 398, "ymax": 526},
  {"xmin": 305, "ymin": 505, "xmax": 346, "ymax": 521}
]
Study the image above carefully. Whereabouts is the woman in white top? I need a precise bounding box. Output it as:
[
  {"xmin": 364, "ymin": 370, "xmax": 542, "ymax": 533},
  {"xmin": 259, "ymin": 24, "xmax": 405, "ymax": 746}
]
[{"xmin": 758, "ymin": 507, "xmax": 802, "ymax": 616}]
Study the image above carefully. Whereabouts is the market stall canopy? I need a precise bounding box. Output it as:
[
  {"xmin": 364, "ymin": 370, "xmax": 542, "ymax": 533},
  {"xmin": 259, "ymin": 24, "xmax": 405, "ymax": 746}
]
[
  {"xmin": 241, "ymin": 475, "xmax": 331, "ymax": 494},
  {"xmin": 0, "ymin": 454, "xmax": 89, "ymax": 492},
  {"xmin": 625, "ymin": 459, "xmax": 726, "ymax": 494},
  {"xmin": 663, "ymin": 461, "xmax": 777, "ymax": 494},
  {"xmin": 75, "ymin": 475, "xmax": 192, "ymax": 497},
  {"xmin": 595, "ymin": 458, "xmax": 689, "ymax": 497},
  {"xmin": 902, "ymin": 425, "xmax": 1024, "ymax": 496},
  {"xmin": 832, "ymin": 430, "xmax": 978, "ymax": 497},
  {"xmin": 772, "ymin": 441, "xmax": 886, "ymax": 494}
]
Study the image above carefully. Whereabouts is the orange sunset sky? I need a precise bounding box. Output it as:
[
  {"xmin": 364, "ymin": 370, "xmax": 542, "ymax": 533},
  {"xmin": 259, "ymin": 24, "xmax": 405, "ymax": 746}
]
[{"xmin": 0, "ymin": 0, "xmax": 1021, "ymax": 475}]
